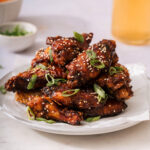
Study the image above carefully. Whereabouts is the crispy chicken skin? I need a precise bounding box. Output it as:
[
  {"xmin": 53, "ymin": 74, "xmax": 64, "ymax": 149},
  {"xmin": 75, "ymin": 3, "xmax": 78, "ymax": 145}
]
[
  {"xmin": 31, "ymin": 47, "xmax": 51, "ymax": 68},
  {"xmin": 66, "ymin": 39, "xmax": 118, "ymax": 88},
  {"xmin": 5, "ymin": 65, "xmax": 67, "ymax": 92},
  {"xmin": 15, "ymin": 91, "xmax": 42, "ymax": 105},
  {"xmin": 42, "ymin": 84, "xmax": 104, "ymax": 110},
  {"xmin": 84, "ymin": 99, "xmax": 127, "ymax": 118},
  {"xmin": 31, "ymin": 33, "xmax": 93, "ymax": 67},
  {"xmin": 28, "ymin": 96, "xmax": 83, "ymax": 125},
  {"xmin": 97, "ymin": 63, "xmax": 133, "ymax": 100}
]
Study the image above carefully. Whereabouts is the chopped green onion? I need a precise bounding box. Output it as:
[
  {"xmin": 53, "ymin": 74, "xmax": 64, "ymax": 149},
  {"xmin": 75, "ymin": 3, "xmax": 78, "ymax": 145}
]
[
  {"xmin": 90, "ymin": 59, "xmax": 105, "ymax": 69},
  {"xmin": 86, "ymin": 49, "xmax": 96, "ymax": 59},
  {"xmin": 94, "ymin": 84, "xmax": 107, "ymax": 103},
  {"xmin": 27, "ymin": 74, "xmax": 37, "ymax": 90},
  {"xmin": 86, "ymin": 50, "xmax": 105, "ymax": 70},
  {"xmin": 85, "ymin": 116, "xmax": 101, "ymax": 122},
  {"xmin": 0, "ymin": 65, "xmax": 3, "ymax": 69},
  {"xmin": 36, "ymin": 117, "xmax": 56, "ymax": 124},
  {"xmin": 45, "ymin": 73, "xmax": 55, "ymax": 86},
  {"xmin": 0, "ymin": 85, "xmax": 7, "ymax": 94},
  {"xmin": 49, "ymin": 48, "xmax": 53, "ymax": 63},
  {"xmin": 73, "ymin": 31, "xmax": 84, "ymax": 43},
  {"xmin": 45, "ymin": 120, "xmax": 56, "ymax": 124},
  {"xmin": 45, "ymin": 73, "xmax": 66, "ymax": 87},
  {"xmin": 62, "ymin": 89, "xmax": 80, "ymax": 97},
  {"xmin": 109, "ymin": 66, "xmax": 123, "ymax": 75},
  {"xmin": 36, "ymin": 64, "xmax": 47, "ymax": 70},
  {"xmin": 0, "ymin": 25, "xmax": 29, "ymax": 36},
  {"xmin": 66, "ymin": 70, "xmax": 69, "ymax": 74},
  {"xmin": 54, "ymin": 78, "xmax": 67, "ymax": 85},
  {"xmin": 26, "ymin": 106, "xmax": 35, "ymax": 120}
]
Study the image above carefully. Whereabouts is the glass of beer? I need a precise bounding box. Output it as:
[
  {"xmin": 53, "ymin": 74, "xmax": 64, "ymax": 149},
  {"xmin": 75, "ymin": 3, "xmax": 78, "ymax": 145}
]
[{"xmin": 112, "ymin": 0, "xmax": 150, "ymax": 45}]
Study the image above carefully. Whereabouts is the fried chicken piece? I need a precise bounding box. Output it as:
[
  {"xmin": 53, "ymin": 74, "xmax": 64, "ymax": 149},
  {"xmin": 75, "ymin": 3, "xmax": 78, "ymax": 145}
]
[
  {"xmin": 97, "ymin": 63, "xmax": 133, "ymax": 100},
  {"xmin": 5, "ymin": 64, "xmax": 67, "ymax": 92},
  {"xmin": 28, "ymin": 96, "xmax": 83, "ymax": 125},
  {"xmin": 31, "ymin": 47, "xmax": 51, "ymax": 68},
  {"xmin": 83, "ymin": 99, "xmax": 127, "ymax": 118},
  {"xmin": 31, "ymin": 33, "xmax": 93, "ymax": 67},
  {"xmin": 66, "ymin": 39, "xmax": 118, "ymax": 88},
  {"xmin": 42, "ymin": 84, "xmax": 104, "ymax": 110},
  {"xmin": 15, "ymin": 91, "xmax": 42, "ymax": 105},
  {"xmin": 112, "ymin": 86, "xmax": 133, "ymax": 100}
]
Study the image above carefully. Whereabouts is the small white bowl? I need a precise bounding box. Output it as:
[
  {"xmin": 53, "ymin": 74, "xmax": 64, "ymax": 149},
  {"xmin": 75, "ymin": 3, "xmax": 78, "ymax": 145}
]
[
  {"xmin": 0, "ymin": 0, "xmax": 22, "ymax": 24},
  {"xmin": 0, "ymin": 21, "xmax": 37, "ymax": 52}
]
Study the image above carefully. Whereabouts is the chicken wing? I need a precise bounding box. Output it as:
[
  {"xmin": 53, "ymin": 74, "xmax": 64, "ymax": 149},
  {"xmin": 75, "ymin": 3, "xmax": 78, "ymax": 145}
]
[
  {"xmin": 66, "ymin": 39, "xmax": 118, "ymax": 88},
  {"xmin": 84, "ymin": 99, "xmax": 127, "ymax": 118},
  {"xmin": 31, "ymin": 33, "xmax": 93, "ymax": 67},
  {"xmin": 42, "ymin": 84, "xmax": 104, "ymax": 110},
  {"xmin": 15, "ymin": 90, "xmax": 42, "ymax": 105},
  {"xmin": 5, "ymin": 64, "xmax": 67, "ymax": 92},
  {"xmin": 97, "ymin": 63, "xmax": 133, "ymax": 100},
  {"xmin": 27, "ymin": 96, "xmax": 83, "ymax": 125}
]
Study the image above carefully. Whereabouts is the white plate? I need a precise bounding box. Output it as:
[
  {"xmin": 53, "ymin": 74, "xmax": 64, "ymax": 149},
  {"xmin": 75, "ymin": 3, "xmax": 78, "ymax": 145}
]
[{"xmin": 0, "ymin": 64, "xmax": 149, "ymax": 135}]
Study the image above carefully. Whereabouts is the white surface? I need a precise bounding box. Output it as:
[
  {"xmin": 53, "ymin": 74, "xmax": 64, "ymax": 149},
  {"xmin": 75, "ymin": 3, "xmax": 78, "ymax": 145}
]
[
  {"xmin": 0, "ymin": 21, "xmax": 37, "ymax": 52},
  {"xmin": 0, "ymin": 0, "xmax": 150, "ymax": 149},
  {"xmin": 1, "ymin": 64, "xmax": 149, "ymax": 135},
  {"xmin": 0, "ymin": 0, "xmax": 22, "ymax": 24}
]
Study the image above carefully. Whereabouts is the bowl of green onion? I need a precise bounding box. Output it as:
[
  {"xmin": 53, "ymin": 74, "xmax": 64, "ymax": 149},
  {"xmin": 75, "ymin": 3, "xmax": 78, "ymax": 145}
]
[{"xmin": 0, "ymin": 21, "xmax": 37, "ymax": 52}]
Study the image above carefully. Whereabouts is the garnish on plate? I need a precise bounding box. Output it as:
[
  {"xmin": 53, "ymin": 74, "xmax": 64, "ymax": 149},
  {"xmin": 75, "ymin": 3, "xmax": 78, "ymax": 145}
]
[
  {"xmin": 0, "ymin": 25, "xmax": 30, "ymax": 36},
  {"xmin": 0, "ymin": 65, "xmax": 3, "ymax": 69},
  {"xmin": 36, "ymin": 64, "xmax": 47, "ymax": 70},
  {"xmin": 62, "ymin": 89, "xmax": 80, "ymax": 97},
  {"xmin": 49, "ymin": 48, "xmax": 53, "ymax": 63},
  {"xmin": 86, "ymin": 49, "xmax": 105, "ymax": 69},
  {"xmin": 26, "ymin": 106, "xmax": 35, "ymax": 120},
  {"xmin": 27, "ymin": 74, "xmax": 37, "ymax": 90},
  {"xmin": 85, "ymin": 116, "xmax": 101, "ymax": 122},
  {"xmin": 0, "ymin": 85, "xmax": 7, "ymax": 94},
  {"xmin": 73, "ymin": 31, "xmax": 84, "ymax": 43},
  {"xmin": 45, "ymin": 73, "xmax": 66, "ymax": 87},
  {"xmin": 94, "ymin": 84, "xmax": 107, "ymax": 103},
  {"xmin": 36, "ymin": 117, "xmax": 56, "ymax": 124},
  {"xmin": 109, "ymin": 66, "xmax": 123, "ymax": 75}
]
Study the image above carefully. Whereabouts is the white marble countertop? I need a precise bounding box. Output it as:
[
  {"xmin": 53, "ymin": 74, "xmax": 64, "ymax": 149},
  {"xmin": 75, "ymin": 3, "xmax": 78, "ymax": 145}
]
[{"xmin": 1, "ymin": 0, "xmax": 150, "ymax": 149}]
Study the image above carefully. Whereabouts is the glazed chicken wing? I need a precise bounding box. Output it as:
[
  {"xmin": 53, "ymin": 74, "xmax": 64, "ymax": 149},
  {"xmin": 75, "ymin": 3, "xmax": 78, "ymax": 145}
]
[
  {"xmin": 28, "ymin": 96, "xmax": 83, "ymax": 125},
  {"xmin": 42, "ymin": 84, "xmax": 104, "ymax": 110},
  {"xmin": 66, "ymin": 39, "xmax": 118, "ymax": 88},
  {"xmin": 31, "ymin": 33, "xmax": 93, "ymax": 67},
  {"xmin": 84, "ymin": 99, "xmax": 127, "ymax": 118},
  {"xmin": 97, "ymin": 63, "xmax": 133, "ymax": 100},
  {"xmin": 5, "ymin": 64, "xmax": 67, "ymax": 92}
]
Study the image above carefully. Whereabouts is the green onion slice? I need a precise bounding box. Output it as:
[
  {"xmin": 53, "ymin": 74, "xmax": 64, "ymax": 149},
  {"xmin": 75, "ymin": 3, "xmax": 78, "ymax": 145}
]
[
  {"xmin": 0, "ymin": 65, "xmax": 3, "ymax": 69},
  {"xmin": 94, "ymin": 84, "xmax": 107, "ymax": 103},
  {"xmin": 85, "ymin": 116, "xmax": 101, "ymax": 122},
  {"xmin": 73, "ymin": 31, "xmax": 84, "ymax": 43},
  {"xmin": 62, "ymin": 89, "xmax": 80, "ymax": 97},
  {"xmin": 36, "ymin": 64, "xmax": 47, "ymax": 70},
  {"xmin": 0, "ymin": 85, "xmax": 7, "ymax": 94},
  {"xmin": 86, "ymin": 49, "xmax": 105, "ymax": 70},
  {"xmin": 27, "ymin": 74, "xmax": 37, "ymax": 90},
  {"xmin": 49, "ymin": 48, "xmax": 53, "ymax": 63},
  {"xmin": 45, "ymin": 73, "xmax": 66, "ymax": 87},
  {"xmin": 90, "ymin": 59, "xmax": 105, "ymax": 69},
  {"xmin": 109, "ymin": 66, "xmax": 123, "ymax": 76},
  {"xmin": 36, "ymin": 117, "xmax": 56, "ymax": 124},
  {"xmin": 86, "ymin": 49, "xmax": 96, "ymax": 59},
  {"xmin": 26, "ymin": 106, "xmax": 35, "ymax": 120}
]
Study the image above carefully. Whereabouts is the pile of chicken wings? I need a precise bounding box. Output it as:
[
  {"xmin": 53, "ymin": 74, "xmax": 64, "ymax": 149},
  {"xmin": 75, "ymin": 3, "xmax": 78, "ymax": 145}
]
[{"xmin": 5, "ymin": 32, "xmax": 133, "ymax": 125}]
